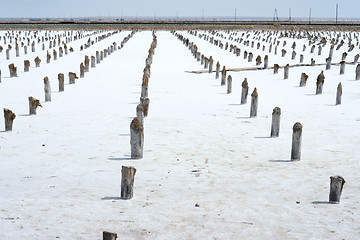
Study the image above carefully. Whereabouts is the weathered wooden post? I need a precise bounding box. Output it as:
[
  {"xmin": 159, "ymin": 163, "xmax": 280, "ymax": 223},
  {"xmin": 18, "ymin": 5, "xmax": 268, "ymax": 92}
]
[
  {"xmin": 46, "ymin": 51, "xmax": 51, "ymax": 63},
  {"xmin": 310, "ymin": 45, "xmax": 315, "ymax": 53},
  {"xmin": 356, "ymin": 64, "xmax": 360, "ymax": 80},
  {"xmin": 100, "ymin": 51, "xmax": 104, "ymax": 61},
  {"xmin": 248, "ymin": 52, "xmax": 253, "ymax": 62},
  {"xmin": 136, "ymin": 104, "xmax": 144, "ymax": 126},
  {"xmin": 8, "ymin": 64, "xmax": 17, "ymax": 77},
  {"xmin": 281, "ymin": 49, "xmax": 286, "ymax": 57},
  {"xmin": 91, "ymin": 56, "xmax": 96, "ymax": 68},
  {"xmin": 58, "ymin": 73, "xmax": 64, "ymax": 92},
  {"xmin": 329, "ymin": 44, "xmax": 334, "ymax": 57},
  {"xmin": 140, "ymin": 97, "xmax": 150, "ymax": 117},
  {"xmin": 96, "ymin": 51, "xmax": 100, "ymax": 64},
  {"xmin": 264, "ymin": 55, "xmax": 268, "ymax": 69},
  {"xmin": 329, "ymin": 176, "xmax": 345, "ymax": 204},
  {"xmin": 6, "ymin": 49, "xmax": 10, "ymax": 60},
  {"xmin": 4, "ymin": 108, "xmax": 16, "ymax": 131},
  {"xmin": 300, "ymin": 54, "xmax": 304, "ymax": 63},
  {"xmin": 326, "ymin": 57, "xmax": 332, "ymax": 70},
  {"xmin": 103, "ymin": 231, "xmax": 117, "ymax": 240},
  {"xmin": 318, "ymin": 45, "xmax": 322, "ymax": 55},
  {"xmin": 35, "ymin": 56, "xmax": 41, "ymax": 67},
  {"xmin": 130, "ymin": 117, "xmax": 144, "ymax": 159},
  {"xmin": 354, "ymin": 54, "xmax": 359, "ymax": 64},
  {"xmin": 270, "ymin": 107, "xmax": 281, "ymax": 137},
  {"xmin": 311, "ymin": 58, "xmax": 315, "ymax": 66},
  {"xmin": 250, "ymin": 88, "xmax": 258, "ymax": 117},
  {"xmin": 291, "ymin": 122, "xmax": 302, "ymax": 161},
  {"xmin": 284, "ymin": 64, "xmax": 289, "ymax": 79},
  {"xmin": 241, "ymin": 78, "xmax": 249, "ymax": 104},
  {"xmin": 80, "ymin": 63, "xmax": 85, "ymax": 78},
  {"xmin": 43, "ymin": 77, "xmax": 51, "ymax": 102},
  {"xmin": 31, "ymin": 42, "xmax": 35, "ymax": 52},
  {"xmin": 28, "ymin": 96, "xmax": 42, "ymax": 115},
  {"xmin": 24, "ymin": 60, "xmax": 30, "ymax": 72},
  {"xmin": 84, "ymin": 56, "xmax": 90, "ymax": 72},
  {"xmin": 244, "ymin": 51, "xmax": 248, "ymax": 59},
  {"xmin": 121, "ymin": 166, "xmax": 137, "ymax": 199},
  {"xmin": 299, "ymin": 73, "xmax": 309, "ymax": 87},
  {"xmin": 200, "ymin": 54, "xmax": 204, "ymax": 65},
  {"xmin": 336, "ymin": 82, "xmax": 342, "ymax": 105},
  {"xmin": 255, "ymin": 55, "xmax": 262, "ymax": 66},
  {"xmin": 340, "ymin": 61, "xmax": 345, "ymax": 75},
  {"xmin": 141, "ymin": 77, "xmax": 148, "ymax": 98},
  {"xmin": 341, "ymin": 52, "xmax": 347, "ymax": 61},
  {"xmin": 208, "ymin": 56, "xmax": 213, "ymax": 73},
  {"xmin": 24, "ymin": 45, "xmax": 27, "ymax": 55},
  {"xmin": 227, "ymin": 75, "xmax": 232, "ymax": 94},
  {"xmin": 274, "ymin": 64, "xmax": 280, "ymax": 74},
  {"xmin": 59, "ymin": 47, "xmax": 63, "ymax": 57},
  {"xmin": 215, "ymin": 61, "xmax": 220, "ymax": 79},
  {"xmin": 68, "ymin": 72, "xmax": 78, "ymax": 84},
  {"xmin": 316, "ymin": 71, "xmax": 325, "ymax": 94},
  {"xmin": 15, "ymin": 44, "xmax": 19, "ymax": 57},
  {"xmin": 291, "ymin": 51, "xmax": 296, "ymax": 60},
  {"xmin": 221, "ymin": 66, "xmax": 226, "ymax": 85},
  {"xmin": 53, "ymin": 50, "xmax": 57, "ymax": 60}
]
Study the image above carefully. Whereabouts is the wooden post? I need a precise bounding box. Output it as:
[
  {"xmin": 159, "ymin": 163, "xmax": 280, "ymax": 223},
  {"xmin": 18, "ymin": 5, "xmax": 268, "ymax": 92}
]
[
  {"xmin": 121, "ymin": 166, "xmax": 137, "ymax": 199},
  {"xmin": 356, "ymin": 64, "xmax": 360, "ymax": 80},
  {"xmin": 103, "ymin": 231, "xmax": 117, "ymax": 240},
  {"xmin": 8, "ymin": 64, "xmax": 17, "ymax": 77},
  {"xmin": 227, "ymin": 75, "xmax": 232, "ymax": 94},
  {"xmin": 353, "ymin": 54, "xmax": 359, "ymax": 64},
  {"xmin": 91, "ymin": 56, "xmax": 96, "ymax": 68},
  {"xmin": 141, "ymin": 77, "xmax": 148, "ymax": 98},
  {"xmin": 264, "ymin": 55, "xmax": 268, "ymax": 69},
  {"xmin": 140, "ymin": 97, "xmax": 150, "ymax": 117},
  {"xmin": 24, "ymin": 45, "xmax": 27, "ymax": 54},
  {"xmin": 96, "ymin": 51, "xmax": 100, "ymax": 64},
  {"xmin": 28, "ymin": 96, "xmax": 42, "ymax": 115},
  {"xmin": 80, "ymin": 63, "xmax": 85, "ymax": 78},
  {"xmin": 284, "ymin": 64, "xmax": 289, "ymax": 79},
  {"xmin": 208, "ymin": 56, "xmax": 213, "ymax": 73},
  {"xmin": 53, "ymin": 50, "xmax": 57, "ymax": 60},
  {"xmin": 291, "ymin": 122, "xmax": 302, "ymax": 161},
  {"xmin": 270, "ymin": 107, "xmax": 281, "ymax": 137},
  {"xmin": 35, "ymin": 56, "xmax": 41, "ymax": 67},
  {"xmin": 329, "ymin": 176, "xmax": 345, "ymax": 204},
  {"xmin": 31, "ymin": 42, "xmax": 35, "ymax": 52},
  {"xmin": 46, "ymin": 51, "xmax": 51, "ymax": 63},
  {"xmin": 255, "ymin": 55, "xmax": 262, "ymax": 66},
  {"xmin": 6, "ymin": 49, "xmax": 10, "ymax": 60},
  {"xmin": 100, "ymin": 51, "xmax": 104, "ymax": 61},
  {"xmin": 215, "ymin": 61, "xmax": 220, "ymax": 79},
  {"xmin": 336, "ymin": 82, "xmax": 342, "ymax": 105},
  {"xmin": 15, "ymin": 44, "xmax": 19, "ymax": 57},
  {"xmin": 329, "ymin": 44, "xmax": 334, "ymax": 57},
  {"xmin": 273, "ymin": 64, "xmax": 280, "ymax": 74},
  {"xmin": 44, "ymin": 77, "xmax": 51, "ymax": 102},
  {"xmin": 326, "ymin": 57, "xmax": 332, "ymax": 70},
  {"xmin": 84, "ymin": 56, "xmax": 90, "ymax": 72},
  {"xmin": 248, "ymin": 52, "xmax": 253, "ymax": 62},
  {"xmin": 24, "ymin": 60, "xmax": 30, "ymax": 72},
  {"xmin": 130, "ymin": 117, "xmax": 144, "ymax": 159},
  {"xmin": 340, "ymin": 61, "xmax": 345, "ymax": 75},
  {"xmin": 299, "ymin": 73, "xmax": 309, "ymax": 87},
  {"xmin": 244, "ymin": 51, "xmax": 248, "ymax": 59},
  {"xmin": 281, "ymin": 49, "xmax": 286, "ymax": 57},
  {"xmin": 341, "ymin": 52, "xmax": 347, "ymax": 61},
  {"xmin": 4, "ymin": 108, "xmax": 16, "ymax": 131},
  {"xmin": 241, "ymin": 78, "xmax": 249, "ymax": 104},
  {"xmin": 68, "ymin": 72, "xmax": 78, "ymax": 84},
  {"xmin": 318, "ymin": 45, "xmax": 322, "ymax": 55},
  {"xmin": 316, "ymin": 71, "xmax": 325, "ymax": 94},
  {"xmin": 250, "ymin": 88, "xmax": 258, "ymax": 117},
  {"xmin": 311, "ymin": 58, "xmax": 315, "ymax": 66},
  {"xmin": 58, "ymin": 73, "xmax": 64, "ymax": 92},
  {"xmin": 291, "ymin": 51, "xmax": 296, "ymax": 59},
  {"xmin": 59, "ymin": 47, "xmax": 63, "ymax": 57},
  {"xmin": 136, "ymin": 104, "xmax": 144, "ymax": 126},
  {"xmin": 300, "ymin": 54, "xmax": 304, "ymax": 63},
  {"xmin": 221, "ymin": 66, "xmax": 226, "ymax": 85}
]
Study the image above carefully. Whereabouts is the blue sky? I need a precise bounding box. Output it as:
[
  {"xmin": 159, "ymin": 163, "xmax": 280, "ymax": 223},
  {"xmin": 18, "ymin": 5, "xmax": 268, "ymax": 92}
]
[{"xmin": 2, "ymin": 0, "xmax": 359, "ymax": 19}]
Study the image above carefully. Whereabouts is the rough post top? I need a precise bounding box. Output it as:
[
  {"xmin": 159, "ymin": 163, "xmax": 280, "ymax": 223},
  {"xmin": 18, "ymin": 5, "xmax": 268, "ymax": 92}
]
[
  {"xmin": 58, "ymin": 73, "xmax": 64, "ymax": 77},
  {"xmin": 4, "ymin": 108, "xmax": 16, "ymax": 119},
  {"xmin": 293, "ymin": 122, "xmax": 303, "ymax": 132},
  {"xmin": 130, "ymin": 117, "xmax": 143, "ymax": 130},
  {"xmin": 242, "ymin": 78, "xmax": 248, "ymax": 88},
  {"xmin": 122, "ymin": 165, "xmax": 137, "ymax": 172},
  {"xmin": 136, "ymin": 104, "xmax": 144, "ymax": 111},
  {"xmin": 251, "ymin": 88, "xmax": 258, "ymax": 97},
  {"xmin": 43, "ymin": 76, "xmax": 49, "ymax": 82},
  {"xmin": 227, "ymin": 75, "xmax": 232, "ymax": 80},
  {"xmin": 330, "ymin": 175, "xmax": 345, "ymax": 182},
  {"xmin": 272, "ymin": 107, "xmax": 281, "ymax": 115},
  {"xmin": 216, "ymin": 61, "xmax": 220, "ymax": 66},
  {"xmin": 264, "ymin": 55, "xmax": 268, "ymax": 60}
]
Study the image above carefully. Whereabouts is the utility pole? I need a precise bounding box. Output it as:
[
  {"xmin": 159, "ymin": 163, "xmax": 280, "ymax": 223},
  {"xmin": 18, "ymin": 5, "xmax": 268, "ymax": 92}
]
[
  {"xmin": 309, "ymin": 8, "xmax": 311, "ymax": 25},
  {"xmin": 289, "ymin": 8, "xmax": 291, "ymax": 23},
  {"xmin": 235, "ymin": 8, "xmax": 237, "ymax": 21},
  {"xmin": 336, "ymin": 4, "xmax": 338, "ymax": 24},
  {"xmin": 202, "ymin": 9, "xmax": 204, "ymax": 21}
]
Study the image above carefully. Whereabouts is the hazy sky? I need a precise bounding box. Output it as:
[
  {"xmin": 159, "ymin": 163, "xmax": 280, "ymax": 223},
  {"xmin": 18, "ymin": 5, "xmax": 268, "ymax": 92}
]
[{"xmin": 2, "ymin": 0, "xmax": 359, "ymax": 19}]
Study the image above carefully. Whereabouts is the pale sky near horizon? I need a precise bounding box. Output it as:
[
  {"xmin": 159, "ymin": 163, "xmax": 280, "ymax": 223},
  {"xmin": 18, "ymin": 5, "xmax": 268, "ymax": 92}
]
[{"xmin": 1, "ymin": 0, "xmax": 359, "ymax": 19}]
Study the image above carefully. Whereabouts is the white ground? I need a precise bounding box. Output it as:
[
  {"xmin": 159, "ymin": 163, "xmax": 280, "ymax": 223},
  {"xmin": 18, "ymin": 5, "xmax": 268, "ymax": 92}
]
[{"xmin": 0, "ymin": 29, "xmax": 359, "ymax": 240}]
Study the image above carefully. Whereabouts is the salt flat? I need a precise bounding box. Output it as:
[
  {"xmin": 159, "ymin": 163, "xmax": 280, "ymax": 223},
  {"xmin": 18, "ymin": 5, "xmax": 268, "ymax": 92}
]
[{"xmin": 0, "ymin": 29, "xmax": 359, "ymax": 239}]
